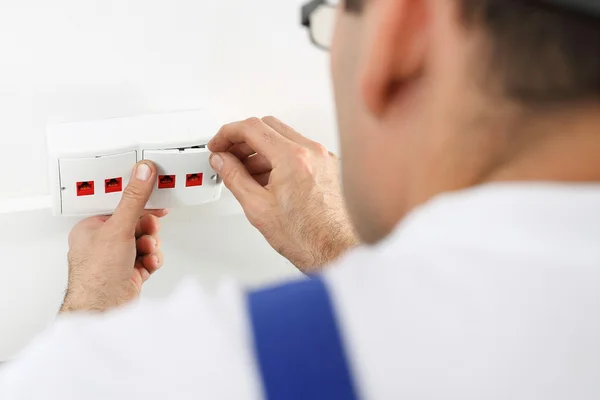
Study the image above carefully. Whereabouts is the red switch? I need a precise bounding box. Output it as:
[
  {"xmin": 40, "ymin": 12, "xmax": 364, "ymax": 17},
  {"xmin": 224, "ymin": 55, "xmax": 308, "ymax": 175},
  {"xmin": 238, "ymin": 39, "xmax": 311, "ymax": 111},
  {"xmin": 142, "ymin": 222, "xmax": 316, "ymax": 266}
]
[
  {"xmin": 186, "ymin": 173, "xmax": 203, "ymax": 187},
  {"xmin": 158, "ymin": 175, "xmax": 176, "ymax": 189},
  {"xmin": 76, "ymin": 181, "xmax": 95, "ymax": 196},
  {"xmin": 105, "ymin": 177, "xmax": 123, "ymax": 193}
]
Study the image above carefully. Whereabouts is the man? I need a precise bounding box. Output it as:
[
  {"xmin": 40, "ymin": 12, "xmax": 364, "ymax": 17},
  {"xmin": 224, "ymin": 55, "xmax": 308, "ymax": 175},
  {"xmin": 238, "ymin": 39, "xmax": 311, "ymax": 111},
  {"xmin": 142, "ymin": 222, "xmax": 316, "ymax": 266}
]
[{"xmin": 1, "ymin": 0, "xmax": 599, "ymax": 397}]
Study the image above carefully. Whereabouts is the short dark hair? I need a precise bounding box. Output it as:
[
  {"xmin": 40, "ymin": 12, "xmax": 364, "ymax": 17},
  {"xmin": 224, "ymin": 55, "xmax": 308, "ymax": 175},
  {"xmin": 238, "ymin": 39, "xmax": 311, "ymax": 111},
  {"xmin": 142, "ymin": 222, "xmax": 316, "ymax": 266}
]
[
  {"xmin": 345, "ymin": 0, "xmax": 363, "ymax": 12},
  {"xmin": 461, "ymin": 0, "xmax": 600, "ymax": 105},
  {"xmin": 346, "ymin": 0, "xmax": 600, "ymax": 106}
]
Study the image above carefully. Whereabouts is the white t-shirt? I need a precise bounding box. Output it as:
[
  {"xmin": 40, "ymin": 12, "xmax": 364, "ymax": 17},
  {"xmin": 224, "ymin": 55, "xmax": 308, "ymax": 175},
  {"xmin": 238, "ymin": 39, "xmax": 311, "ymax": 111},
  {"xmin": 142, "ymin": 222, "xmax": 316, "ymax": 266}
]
[{"xmin": 1, "ymin": 183, "xmax": 599, "ymax": 399}]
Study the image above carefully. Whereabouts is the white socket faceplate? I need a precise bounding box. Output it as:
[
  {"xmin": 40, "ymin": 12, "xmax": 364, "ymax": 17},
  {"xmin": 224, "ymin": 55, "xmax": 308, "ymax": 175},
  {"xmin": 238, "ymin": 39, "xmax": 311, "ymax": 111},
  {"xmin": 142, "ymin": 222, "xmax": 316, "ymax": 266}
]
[{"xmin": 47, "ymin": 110, "xmax": 223, "ymax": 217}]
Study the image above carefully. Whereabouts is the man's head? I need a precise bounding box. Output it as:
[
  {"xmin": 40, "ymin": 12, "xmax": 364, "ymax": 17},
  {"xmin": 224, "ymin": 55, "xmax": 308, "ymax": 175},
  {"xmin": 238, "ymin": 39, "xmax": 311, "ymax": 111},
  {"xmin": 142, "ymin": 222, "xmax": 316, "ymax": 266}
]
[{"xmin": 331, "ymin": 0, "xmax": 600, "ymax": 243}]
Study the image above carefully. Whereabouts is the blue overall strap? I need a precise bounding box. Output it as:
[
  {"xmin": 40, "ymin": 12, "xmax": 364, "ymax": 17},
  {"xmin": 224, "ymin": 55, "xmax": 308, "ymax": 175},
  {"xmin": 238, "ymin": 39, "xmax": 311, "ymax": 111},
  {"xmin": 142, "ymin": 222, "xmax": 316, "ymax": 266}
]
[{"xmin": 248, "ymin": 276, "xmax": 359, "ymax": 400}]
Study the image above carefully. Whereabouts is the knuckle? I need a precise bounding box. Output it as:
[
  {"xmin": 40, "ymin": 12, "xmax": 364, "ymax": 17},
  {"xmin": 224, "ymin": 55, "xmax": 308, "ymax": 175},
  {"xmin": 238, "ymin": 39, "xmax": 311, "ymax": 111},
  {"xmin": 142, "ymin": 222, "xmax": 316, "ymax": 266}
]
[
  {"xmin": 213, "ymin": 124, "xmax": 229, "ymax": 140},
  {"xmin": 251, "ymin": 217, "xmax": 268, "ymax": 232},
  {"xmin": 312, "ymin": 142, "xmax": 329, "ymax": 157},
  {"xmin": 292, "ymin": 145, "xmax": 311, "ymax": 160},
  {"xmin": 122, "ymin": 185, "xmax": 145, "ymax": 201},
  {"xmin": 261, "ymin": 115, "xmax": 276, "ymax": 124},
  {"xmin": 158, "ymin": 252, "xmax": 165, "ymax": 266},
  {"xmin": 222, "ymin": 165, "xmax": 240, "ymax": 185},
  {"xmin": 219, "ymin": 121, "xmax": 237, "ymax": 132},
  {"xmin": 243, "ymin": 117, "xmax": 277, "ymax": 146},
  {"xmin": 151, "ymin": 215, "xmax": 161, "ymax": 231},
  {"xmin": 244, "ymin": 117, "xmax": 262, "ymax": 129},
  {"xmin": 291, "ymin": 146, "xmax": 312, "ymax": 169},
  {"xmin": 262, "ymin": 130, "xmax": 276, "ymax": 146},
  {"xmin": 280, "ymin": 125, "xmax": 293, "ymax": 138}
]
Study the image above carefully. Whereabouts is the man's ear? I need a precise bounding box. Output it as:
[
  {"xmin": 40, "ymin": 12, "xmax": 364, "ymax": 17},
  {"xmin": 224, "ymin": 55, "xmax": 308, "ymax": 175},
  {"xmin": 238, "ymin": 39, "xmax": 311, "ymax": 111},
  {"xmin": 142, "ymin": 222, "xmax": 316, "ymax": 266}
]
[{"xmin": 360, "ymin": 0, "xmax": 428, "ymax": 117}]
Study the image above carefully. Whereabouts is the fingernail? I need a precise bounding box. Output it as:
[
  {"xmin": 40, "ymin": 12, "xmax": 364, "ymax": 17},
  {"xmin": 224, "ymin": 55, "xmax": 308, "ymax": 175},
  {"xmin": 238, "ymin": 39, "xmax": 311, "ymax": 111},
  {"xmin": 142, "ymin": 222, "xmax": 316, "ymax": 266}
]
[
  {"xmin": 150, "ymin": 237, "xmax": 157, "ymax": 248},
  {"xmin": 151, "ymin": 254, "xmax": 159, "ymax": 265},
  {"xmin": 135, "ymin": 163, "xmax": 151, "ymax": 181},
  {"xmin": 210, "ymin": 154, "xmax": 224, "ymax": 172}
]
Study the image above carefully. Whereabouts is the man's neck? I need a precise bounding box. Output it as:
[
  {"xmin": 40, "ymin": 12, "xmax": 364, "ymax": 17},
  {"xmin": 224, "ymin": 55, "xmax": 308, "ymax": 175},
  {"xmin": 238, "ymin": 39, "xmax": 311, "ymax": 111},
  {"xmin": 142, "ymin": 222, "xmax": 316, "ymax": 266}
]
[{"xmin": 488, "ymin": 103, "xmax": 600, "ymax": 183}]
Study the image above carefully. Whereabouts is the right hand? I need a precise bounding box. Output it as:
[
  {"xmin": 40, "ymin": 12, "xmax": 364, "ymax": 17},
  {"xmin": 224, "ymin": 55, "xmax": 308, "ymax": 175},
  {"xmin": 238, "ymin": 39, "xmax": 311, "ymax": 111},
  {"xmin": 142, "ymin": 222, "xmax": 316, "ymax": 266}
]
[{"xmin": 208, "ymin": 116, "xmax": 358, "ymax": 274}]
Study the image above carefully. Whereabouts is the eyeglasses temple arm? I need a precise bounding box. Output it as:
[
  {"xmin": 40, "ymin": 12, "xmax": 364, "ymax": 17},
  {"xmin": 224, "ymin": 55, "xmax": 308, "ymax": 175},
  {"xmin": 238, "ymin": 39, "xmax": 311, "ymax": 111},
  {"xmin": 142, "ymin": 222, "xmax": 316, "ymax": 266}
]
[
  {"xmin": 301, "ymin": 0, "xmax": 326, "ymax": 27},
  {"xmin": 534, "ymin": 0, "xmax": 600, "ymax": 18}
]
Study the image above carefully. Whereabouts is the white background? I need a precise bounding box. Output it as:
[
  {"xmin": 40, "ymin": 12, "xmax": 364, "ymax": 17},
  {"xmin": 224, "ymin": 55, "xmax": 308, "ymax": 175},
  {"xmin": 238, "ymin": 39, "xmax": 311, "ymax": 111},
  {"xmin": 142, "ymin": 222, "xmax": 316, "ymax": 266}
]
[{"xmin": 0, "ymin": 0, "xmax": 338, "ymax": 361}]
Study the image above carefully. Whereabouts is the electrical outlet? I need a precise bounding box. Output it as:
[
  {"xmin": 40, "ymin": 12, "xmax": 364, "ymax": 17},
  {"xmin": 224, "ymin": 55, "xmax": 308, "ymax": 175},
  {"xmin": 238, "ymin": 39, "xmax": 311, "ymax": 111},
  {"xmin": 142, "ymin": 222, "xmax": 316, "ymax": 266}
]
[
  {"xmin": 59, "ymin": 151, "xmax": 136, "ymax": 215},
  {"xmin": 47, "ymin": 110, "xmax": 223, "ymax": 216},
  {"xmin": 104, "ymin": 177, "xmax": 123, "ymax": 194},
  {"xmin": 143, "ymin": 146, "xmax": 221, "ymax": 209}
]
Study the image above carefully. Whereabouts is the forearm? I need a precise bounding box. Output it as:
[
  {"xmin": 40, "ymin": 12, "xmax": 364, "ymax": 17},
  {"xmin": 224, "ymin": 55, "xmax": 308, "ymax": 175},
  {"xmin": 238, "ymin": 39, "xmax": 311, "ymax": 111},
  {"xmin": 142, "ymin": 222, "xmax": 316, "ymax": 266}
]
[{"xmin": 293, "ymin": 224, "xmax": 359, "ymax": 274}]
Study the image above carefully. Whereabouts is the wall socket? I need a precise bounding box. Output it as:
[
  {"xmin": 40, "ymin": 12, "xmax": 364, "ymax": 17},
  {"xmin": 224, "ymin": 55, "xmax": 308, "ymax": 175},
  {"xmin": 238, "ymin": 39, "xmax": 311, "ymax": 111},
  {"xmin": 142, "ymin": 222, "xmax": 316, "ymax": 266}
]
[{"xmin": 47, "ymin": 110, "xmax": 223, "ymax": 217}]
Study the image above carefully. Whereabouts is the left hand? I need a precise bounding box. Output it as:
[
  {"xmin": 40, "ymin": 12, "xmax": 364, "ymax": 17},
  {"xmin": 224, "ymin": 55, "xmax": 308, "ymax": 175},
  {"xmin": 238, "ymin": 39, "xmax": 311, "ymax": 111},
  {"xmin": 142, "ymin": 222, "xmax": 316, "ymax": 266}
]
[{"xmin": 60, "ymin": 161, "xmax": 167, "ymax": 313}]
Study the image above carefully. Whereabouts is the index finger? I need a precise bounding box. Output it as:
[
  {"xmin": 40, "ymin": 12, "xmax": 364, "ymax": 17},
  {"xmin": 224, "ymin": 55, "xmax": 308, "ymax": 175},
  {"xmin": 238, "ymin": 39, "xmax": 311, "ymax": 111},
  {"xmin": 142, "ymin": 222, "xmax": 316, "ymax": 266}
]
[
  {"xmin": 135, "ymin": 213, "xmax": 161, "ymax": 238},
  {"xmin": 208, "ymin": 117, "xmax": 294, "ymax": 165}
]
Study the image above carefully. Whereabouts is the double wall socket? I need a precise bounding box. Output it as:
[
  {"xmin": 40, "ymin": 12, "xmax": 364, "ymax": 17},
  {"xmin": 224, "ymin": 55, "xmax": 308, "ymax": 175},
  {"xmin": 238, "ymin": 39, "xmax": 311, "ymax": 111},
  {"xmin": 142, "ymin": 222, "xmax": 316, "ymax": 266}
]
[{"xmin": 47, "ymin": 110, "xmax": 223, "ymax": 217}]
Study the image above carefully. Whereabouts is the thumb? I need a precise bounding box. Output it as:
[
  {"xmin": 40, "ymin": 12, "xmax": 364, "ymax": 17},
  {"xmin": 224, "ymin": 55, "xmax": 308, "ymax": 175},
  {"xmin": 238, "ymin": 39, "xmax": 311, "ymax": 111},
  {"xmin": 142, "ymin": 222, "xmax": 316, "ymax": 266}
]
[
  {"xmin": 110, "ymin": 161, "xmax": 157, "ymax": 234},
  {"xmin": 210, "ymin": 152, "xmax": 264, "ymax": 207}
]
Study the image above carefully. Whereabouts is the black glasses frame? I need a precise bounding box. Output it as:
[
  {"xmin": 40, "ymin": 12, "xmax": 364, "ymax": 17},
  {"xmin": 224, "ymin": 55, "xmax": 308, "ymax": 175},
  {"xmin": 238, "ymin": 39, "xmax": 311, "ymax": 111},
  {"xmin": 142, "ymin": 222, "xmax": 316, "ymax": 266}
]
[
  {"xmin": 300, "ymin": 0, "xmax": 600, "ymax": 50},
  {"xmin": 301, "ymin": 0, "xmax": 336, "ymax": 51},
  {"xmin": 538, "ymin": 0, "xmax": 600, "ymax": 18}
]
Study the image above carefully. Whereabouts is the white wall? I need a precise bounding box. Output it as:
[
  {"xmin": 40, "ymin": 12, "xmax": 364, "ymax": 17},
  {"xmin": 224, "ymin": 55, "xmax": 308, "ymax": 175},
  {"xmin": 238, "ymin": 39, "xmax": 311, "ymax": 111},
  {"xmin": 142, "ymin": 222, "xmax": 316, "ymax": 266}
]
[{"xmin": 0, "ymin": 0, "xmax": 337, "ymax": 361}]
